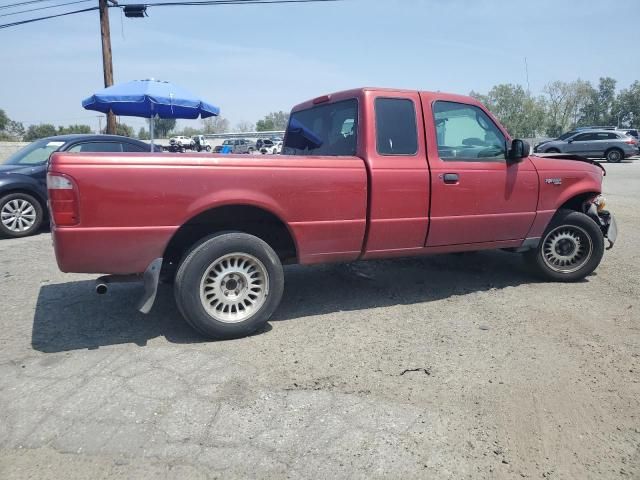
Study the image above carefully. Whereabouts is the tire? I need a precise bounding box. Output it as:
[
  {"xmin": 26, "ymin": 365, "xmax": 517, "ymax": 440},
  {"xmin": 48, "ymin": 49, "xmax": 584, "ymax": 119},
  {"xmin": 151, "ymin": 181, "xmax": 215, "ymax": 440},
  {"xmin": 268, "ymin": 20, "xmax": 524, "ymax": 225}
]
[
  {"xmin": 524, "ymin": 209, "xmax": 604, "ymax": 282},
  {"xmin": 174, "ymin": 232, "xmax": 284, "ymax": 339},
  {"xmin": 0, "ymin": 192, "xmax": 44, "ymax": 238},
  {"xmin": 605, "ymin": 148, "xmax": 623, "ymax": 163},
  {"xmin": 545, "ymin": 148, "xmax": 560, "ymax": 153},
  {"xmin": 205, "ymin": 146, "xmax": 211, "ymax": 152}
]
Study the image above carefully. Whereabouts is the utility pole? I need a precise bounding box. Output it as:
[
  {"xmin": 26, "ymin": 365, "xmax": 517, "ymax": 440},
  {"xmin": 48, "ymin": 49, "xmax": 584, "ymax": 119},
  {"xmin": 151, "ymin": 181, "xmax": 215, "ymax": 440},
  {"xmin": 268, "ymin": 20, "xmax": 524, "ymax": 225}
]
[{"xmin": 99, "ymin": 0, "xmax": 117, "ymax": 134}]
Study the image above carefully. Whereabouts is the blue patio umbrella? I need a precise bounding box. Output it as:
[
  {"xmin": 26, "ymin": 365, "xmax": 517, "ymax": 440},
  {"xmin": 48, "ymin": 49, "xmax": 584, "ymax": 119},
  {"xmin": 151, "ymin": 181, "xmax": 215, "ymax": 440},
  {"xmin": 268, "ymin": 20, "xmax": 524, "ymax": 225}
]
[{"xmin": 82, "ymin": 79, "xmax": 220, "ymax": 147}]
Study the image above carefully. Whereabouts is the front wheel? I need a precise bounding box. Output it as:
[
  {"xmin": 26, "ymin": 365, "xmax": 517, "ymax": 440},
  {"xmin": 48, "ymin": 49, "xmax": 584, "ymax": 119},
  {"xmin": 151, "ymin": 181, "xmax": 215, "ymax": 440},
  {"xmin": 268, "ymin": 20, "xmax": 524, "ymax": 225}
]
[
  {"xmin": 525, "ymin": 209, "xmax": 604, "ymax": 282},
  {"xmin": 0, "ymin": 192, "xmax": 44, "ymax": 238},
  {"xmin": 174, "ymin": 233, "xmax": 284, "ymax": 339}
]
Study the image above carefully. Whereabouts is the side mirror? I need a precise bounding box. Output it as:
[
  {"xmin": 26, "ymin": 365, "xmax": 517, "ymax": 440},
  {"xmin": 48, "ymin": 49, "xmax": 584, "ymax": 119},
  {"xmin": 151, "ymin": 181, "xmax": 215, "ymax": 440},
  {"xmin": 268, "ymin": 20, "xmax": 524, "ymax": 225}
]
[
  {"xmin": 508, "ymin": 139, "xmax": 530, "ymax": 163},
  {"xmin": 567, "ymin": 139, "xmax": 574, "ymax": 144}
]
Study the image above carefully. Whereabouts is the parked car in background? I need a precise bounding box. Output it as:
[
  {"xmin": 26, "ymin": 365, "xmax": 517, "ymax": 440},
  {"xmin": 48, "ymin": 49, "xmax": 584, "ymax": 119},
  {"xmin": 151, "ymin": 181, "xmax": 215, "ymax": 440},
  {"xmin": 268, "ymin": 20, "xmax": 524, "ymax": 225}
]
[
  {"xmin": 169, "ymin": 136, "xmax": 194, "ymax": 149},
  {"xmin": 0, "ymin": 134, "xmax": 157, "ymax": 238},
  {"xmin": 617, "ymin": 128, "xmax": 639, "ymax": 140},
  {"xmin": 534, "ymin": 129, "xmax": 638, "ymax": 162},
  {"xmin": 257, "ymin": 139, "xmax": 275, "ymax": 150},
  {"xmin": 214, "ymin": 139, "xmax": 252, "ymax": 154},
  {"xmin": 575, "ymin": 126, "xmax": 616, "ymax": 131},
  {"xmin": 534, "ymin": 130, "xmax": 578, "ymax": 152},
  {"xmin": 260, "ymin": 141, "xmax": 282, "ymax": 154},
  {"xmin": 192, "ymin": 135, "xmax": 211, "ymax": 152}
]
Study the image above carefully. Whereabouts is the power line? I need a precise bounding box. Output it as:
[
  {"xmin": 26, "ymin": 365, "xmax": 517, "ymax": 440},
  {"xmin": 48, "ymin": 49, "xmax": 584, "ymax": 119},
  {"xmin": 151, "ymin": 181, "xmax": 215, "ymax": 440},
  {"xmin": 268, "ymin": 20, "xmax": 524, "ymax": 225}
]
[
  {"xmin": 0, "ymin": 0, "xmax": 339, "ymax": 29},
  {"xmin": 0, "ymin": 0, "xmax": 59, "ymax": 10},
  {"xmin": 138, "ymin": 0, "xmax": 338, "ymax": 5},
  {"xmin": 0, "ymin": 0, "xmax": 91, "ymax": 17},
  {"xmin": 0, "ymin": 5, "xmax": 97, "ymax": 28}
]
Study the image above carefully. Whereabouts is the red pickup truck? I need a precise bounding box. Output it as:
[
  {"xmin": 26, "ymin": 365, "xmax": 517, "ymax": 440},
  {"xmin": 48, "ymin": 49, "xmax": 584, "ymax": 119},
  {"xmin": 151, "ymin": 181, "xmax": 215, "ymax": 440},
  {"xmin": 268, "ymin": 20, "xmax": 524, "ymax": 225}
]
[{"xmin": 48, "ymin": 88, "xmax": 617, "ymax": 339}]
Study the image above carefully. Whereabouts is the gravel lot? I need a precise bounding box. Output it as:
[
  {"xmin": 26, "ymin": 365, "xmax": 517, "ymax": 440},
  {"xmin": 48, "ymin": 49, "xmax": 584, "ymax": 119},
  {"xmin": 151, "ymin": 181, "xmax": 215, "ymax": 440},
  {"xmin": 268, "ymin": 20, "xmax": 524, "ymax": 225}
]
[{"xmin": 1, "ymin": 160, "xmax": 639, "ymax": 479}]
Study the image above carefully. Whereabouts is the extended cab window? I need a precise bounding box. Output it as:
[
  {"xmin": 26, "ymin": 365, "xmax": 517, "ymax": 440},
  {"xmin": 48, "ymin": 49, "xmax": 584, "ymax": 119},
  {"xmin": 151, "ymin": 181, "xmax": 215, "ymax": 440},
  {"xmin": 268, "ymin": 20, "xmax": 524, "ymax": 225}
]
[
  {"xmin": 283, "ymin": 99, "xmax": 358, "ymax": 156},
  {"xmin": 433, "ymin": 101, "xmax": 506, "ymax": 161},
  {"xmin": 375, "ymin": 98, "xmax": 418, "ymax": 155}
]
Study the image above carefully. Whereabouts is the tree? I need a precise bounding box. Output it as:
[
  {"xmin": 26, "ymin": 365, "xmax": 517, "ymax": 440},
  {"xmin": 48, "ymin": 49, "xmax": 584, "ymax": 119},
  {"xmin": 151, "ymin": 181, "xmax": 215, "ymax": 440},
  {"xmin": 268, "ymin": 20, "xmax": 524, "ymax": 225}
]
[
  {"xmin": 58, "ymin": 124, "xmax": 92, "ymax": 135},
  {"xmin": 541, "ymin": 80, "xmax": 594, "ymax": 136},
  {"xmin": 256, "ymin": 111, "xmax": 289, "ymax": 131},
  {"xmin": 4, "ymin": 120, "xmax": 25, "ymax": 140},
  {"xmin": 617, "ymin": 81, "xmax": 640, "ymax": 127},
  {"xmin": 138, "ymin": 127, "xmax": 150, "ymax": 140},
  {"xmin": 577, "ymin": 77, "xmax": 617, "ymax": 126},
  {"xmin": 24, "ymin": 124, "xmax": 57, "ymax": 141},
  {"xmin": 101, "ymin": 123, "xmax": 133, "ymax": 137},
  {"xmin": 471, "ymin": 84, "xmax": 545, "ymax": 138},
  {"xmin": 114, "ymin": 123, "xmax": 134, "ymax": 137},
  {"xmin": 180, "ymin": 126, "xmax": 202, "ymax": 137},
  {"xmin": 202, "ymin": 116, "xmax": 229, "ymax": 134},
  {"xmin": 235, "ymin": 121, "xmax": 255, "ymax": 132},
  {"xmin": 0, "ymin": 109, "xmax": 8, "ymax": 131},
  {"xmin": 150, "ymin": 118, "xmax": 177, "ymax": 138},
  {"xmin": 0, "ymin": 109, "xmax": 25, "ymax": 141}
]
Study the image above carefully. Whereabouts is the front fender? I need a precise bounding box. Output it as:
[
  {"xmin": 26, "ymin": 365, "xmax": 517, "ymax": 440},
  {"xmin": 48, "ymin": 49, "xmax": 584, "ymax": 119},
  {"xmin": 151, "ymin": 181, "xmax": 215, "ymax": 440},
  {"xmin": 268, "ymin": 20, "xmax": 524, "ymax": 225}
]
[{"xmin": 0, "ymin": 174, "xmax": 47, "ymax": 204}]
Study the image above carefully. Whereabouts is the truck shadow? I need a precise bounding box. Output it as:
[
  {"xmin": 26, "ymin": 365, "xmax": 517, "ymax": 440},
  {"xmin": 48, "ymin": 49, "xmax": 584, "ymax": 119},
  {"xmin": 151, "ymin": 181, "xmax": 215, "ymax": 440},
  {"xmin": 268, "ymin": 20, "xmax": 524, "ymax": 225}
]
[
  {"xmin": 32, "ymin": 250, "xmax": 538, "ymax": 353},
  {"xmin": 31, "ymin": 282, "xmax": 208, "ymax": 353},
  {"xmin": 274, "ymin": 250, "xmax": 536, "ymax": 322}
]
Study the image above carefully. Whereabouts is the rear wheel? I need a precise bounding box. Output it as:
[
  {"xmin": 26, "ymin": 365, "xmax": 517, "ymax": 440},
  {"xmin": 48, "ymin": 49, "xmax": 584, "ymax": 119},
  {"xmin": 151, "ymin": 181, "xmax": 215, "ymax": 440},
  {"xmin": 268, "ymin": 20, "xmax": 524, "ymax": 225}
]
[
  {"xmin": 605, "ymin": 148, "xmax": 623, "ymax": 163},
  {"xmin": 525, "ymin": 209, "xmax": 604, "ymax": 282},
  {"xmin": 0, "ymin": 192, "xmax": 43, "ymax": 238},
  {"xmin": 174, "ymin": 233, "xmax": 284, "ymax": 339}
]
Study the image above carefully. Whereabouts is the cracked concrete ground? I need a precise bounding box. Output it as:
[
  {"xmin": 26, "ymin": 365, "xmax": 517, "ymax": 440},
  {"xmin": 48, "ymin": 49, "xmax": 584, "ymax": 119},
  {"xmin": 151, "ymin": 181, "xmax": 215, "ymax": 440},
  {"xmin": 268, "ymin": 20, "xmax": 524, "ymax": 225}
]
[{"xmin": 1, "ymin": 161, "xmax": 639, "ymax": 479}]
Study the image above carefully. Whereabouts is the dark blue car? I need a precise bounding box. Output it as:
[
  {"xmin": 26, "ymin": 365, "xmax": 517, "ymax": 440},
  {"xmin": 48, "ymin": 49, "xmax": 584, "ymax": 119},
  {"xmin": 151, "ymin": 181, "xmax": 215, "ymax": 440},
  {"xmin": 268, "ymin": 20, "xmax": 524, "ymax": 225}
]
[{"xmin": 0, "ymin": 134, "xmax": 157, "ymax": 238}]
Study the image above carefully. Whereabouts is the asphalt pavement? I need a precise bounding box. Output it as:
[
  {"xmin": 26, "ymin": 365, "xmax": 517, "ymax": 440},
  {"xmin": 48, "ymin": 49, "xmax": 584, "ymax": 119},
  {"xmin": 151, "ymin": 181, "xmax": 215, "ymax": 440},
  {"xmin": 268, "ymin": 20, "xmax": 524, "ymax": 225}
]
[{"xmin": 0, "ymin": 160, "xmax": 639, "ymax": 479}]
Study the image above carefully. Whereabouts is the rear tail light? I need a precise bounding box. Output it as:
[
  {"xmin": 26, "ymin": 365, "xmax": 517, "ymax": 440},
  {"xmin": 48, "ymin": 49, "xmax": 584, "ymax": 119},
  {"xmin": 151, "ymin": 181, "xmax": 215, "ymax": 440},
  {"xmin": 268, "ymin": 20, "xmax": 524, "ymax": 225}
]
[
  {"xmin": 47, "ymin": 173, "xmax": 79, "ymax": 226},
  {"xmin": 625, "ymin": 138, "xmax": 637, "ymax": 144}
]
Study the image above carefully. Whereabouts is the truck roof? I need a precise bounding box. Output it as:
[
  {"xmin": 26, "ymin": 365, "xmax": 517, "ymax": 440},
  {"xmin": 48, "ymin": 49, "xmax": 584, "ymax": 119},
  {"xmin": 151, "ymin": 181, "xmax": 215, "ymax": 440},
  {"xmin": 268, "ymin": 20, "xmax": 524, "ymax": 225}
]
[{"xmin": 290, "ymin": 87, "xmax": 481, "ymax": 113}]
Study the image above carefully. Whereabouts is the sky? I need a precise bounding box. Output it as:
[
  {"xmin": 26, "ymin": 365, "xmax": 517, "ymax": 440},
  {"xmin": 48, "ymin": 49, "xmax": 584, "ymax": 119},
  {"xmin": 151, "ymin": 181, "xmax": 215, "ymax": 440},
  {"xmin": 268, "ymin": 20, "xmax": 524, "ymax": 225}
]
[{"xmin": 0, "ymin": 0, "xmax": 639, "ymax": 133}]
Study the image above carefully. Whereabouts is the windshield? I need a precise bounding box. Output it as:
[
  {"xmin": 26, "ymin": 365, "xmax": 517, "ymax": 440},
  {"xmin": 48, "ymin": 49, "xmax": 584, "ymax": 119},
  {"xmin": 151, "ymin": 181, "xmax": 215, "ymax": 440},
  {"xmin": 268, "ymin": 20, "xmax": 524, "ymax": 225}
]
[
  {"xmin": 283, "ymin": 99, "xmax": 358, "ymax": 156},
  {"xmin": 3, "ymin": 139, "xmax": 65, "ymax": 165},
  {"xmin": 557, "ymin": 131, "xmax": 577, "ymax": 141}
]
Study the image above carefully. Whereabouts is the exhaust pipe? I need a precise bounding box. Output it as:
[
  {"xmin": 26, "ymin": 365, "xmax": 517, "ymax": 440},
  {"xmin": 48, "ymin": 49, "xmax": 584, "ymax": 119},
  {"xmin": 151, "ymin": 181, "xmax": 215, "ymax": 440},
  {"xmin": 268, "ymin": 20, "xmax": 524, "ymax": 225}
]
[{"xmin": 95, "ymin": 272, "xmax": 144, "ymax": 296}]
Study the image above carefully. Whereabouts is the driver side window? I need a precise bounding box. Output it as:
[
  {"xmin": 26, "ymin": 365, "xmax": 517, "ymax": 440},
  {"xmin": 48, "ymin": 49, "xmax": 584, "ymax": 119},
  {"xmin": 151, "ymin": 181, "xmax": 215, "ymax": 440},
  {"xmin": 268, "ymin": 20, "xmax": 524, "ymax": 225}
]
[{"xmin": 433, "ymin": 101, "xmax": 506, "ymax": 161}]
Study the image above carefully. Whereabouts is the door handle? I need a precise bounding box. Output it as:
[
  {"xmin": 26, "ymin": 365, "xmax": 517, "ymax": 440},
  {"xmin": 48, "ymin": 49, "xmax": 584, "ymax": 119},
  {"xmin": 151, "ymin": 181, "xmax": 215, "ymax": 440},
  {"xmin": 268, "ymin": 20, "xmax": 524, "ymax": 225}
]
[{"xmin": 442, "ymin": 173, "xmax": 459, "ymax": 184}]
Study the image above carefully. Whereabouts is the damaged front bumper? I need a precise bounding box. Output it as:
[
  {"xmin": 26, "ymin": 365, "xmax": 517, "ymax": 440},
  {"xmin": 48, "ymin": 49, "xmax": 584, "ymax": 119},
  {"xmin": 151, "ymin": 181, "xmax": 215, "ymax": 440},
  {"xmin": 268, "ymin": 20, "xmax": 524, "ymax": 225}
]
[{"xmin": 586, "ymin": 200, "xmax": 617, "ymax": 250}]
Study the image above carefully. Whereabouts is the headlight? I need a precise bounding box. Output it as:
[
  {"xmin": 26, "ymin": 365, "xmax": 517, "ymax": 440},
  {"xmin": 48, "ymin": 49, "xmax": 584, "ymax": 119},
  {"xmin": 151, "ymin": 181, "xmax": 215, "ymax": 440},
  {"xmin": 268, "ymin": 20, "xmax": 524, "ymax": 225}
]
[{"xmin": 594, "ymin": 195, "xmax": 606, "ymax": 212}]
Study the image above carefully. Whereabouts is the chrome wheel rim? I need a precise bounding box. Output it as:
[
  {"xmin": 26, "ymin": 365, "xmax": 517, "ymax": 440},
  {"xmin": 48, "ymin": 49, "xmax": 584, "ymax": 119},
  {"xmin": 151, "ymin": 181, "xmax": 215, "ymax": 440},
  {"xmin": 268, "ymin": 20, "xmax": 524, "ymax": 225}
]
[
  {"xmin": 199, "ymin": 253, "xmax": 269, "ymax": 323},
  {"xmin": 1, "ymin": 199, "xmax": 37, "ymax": 233},
  {"xmin": 608, "ymin": 150, "xmax": 621, "ymax": 161},
  {"xmin": 542, "ymin": 225, "xmax": 593, "ymax": 274}
]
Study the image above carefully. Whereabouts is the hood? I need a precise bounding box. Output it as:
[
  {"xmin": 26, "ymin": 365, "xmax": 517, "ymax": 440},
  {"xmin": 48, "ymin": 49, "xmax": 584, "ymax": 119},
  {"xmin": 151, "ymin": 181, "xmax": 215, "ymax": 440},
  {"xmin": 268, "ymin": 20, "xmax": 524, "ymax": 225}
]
[
  {"xmin": 530, "ymin": 153, "xmax": 606, "ymax": 176},
  {"xmin": 0, "ymin": 164, "xmax": 43, "ymax": 175}
]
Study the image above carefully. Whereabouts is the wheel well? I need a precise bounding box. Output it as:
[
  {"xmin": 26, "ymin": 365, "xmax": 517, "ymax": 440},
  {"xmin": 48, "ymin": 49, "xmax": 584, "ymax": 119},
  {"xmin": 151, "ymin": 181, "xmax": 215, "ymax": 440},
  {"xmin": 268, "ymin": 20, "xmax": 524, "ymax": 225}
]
[
  {"xmin": 162, "ymin": 205, "xmax": 297, "ymax": 276},
  {"xmin": 605, "ymin": 147, "xmax": 623, "ymax": 154},
  {"xmin": 0, "ymin": 188, "xmax": 47, "ymax": 215},
  {"xmin": 558, "ymin": 192, "xmax": 599, "ymax": 213}
]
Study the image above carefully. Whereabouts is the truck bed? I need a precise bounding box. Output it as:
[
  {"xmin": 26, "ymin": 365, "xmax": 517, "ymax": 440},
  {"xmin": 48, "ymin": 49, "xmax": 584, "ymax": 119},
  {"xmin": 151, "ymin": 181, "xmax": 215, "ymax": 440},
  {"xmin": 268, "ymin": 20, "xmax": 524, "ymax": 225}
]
[{"xmin": 50, "ymin": 152, "xmax": 368, "ymax": 274}]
